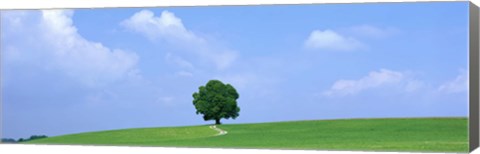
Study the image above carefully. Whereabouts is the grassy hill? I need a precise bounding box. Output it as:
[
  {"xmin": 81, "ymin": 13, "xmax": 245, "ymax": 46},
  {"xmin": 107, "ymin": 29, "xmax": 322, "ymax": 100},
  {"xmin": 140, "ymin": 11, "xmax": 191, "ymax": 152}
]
[{"xmin": 27, "ymin": 117, "xmax": 468, "ymax": 152}]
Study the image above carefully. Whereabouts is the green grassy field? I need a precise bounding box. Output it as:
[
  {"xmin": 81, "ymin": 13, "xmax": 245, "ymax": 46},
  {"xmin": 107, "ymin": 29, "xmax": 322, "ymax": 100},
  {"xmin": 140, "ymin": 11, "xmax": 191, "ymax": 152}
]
[{"xmin": 27, "ymin": 117, "xmax": 468, "ymax": 152}]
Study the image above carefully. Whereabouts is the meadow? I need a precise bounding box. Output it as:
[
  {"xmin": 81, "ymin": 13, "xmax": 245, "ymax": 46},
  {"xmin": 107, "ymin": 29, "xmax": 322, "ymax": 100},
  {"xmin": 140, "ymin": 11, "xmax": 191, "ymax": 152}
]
[{"xmin": 27, "ymin": 117, "xmax": 468, "ymax": 152}]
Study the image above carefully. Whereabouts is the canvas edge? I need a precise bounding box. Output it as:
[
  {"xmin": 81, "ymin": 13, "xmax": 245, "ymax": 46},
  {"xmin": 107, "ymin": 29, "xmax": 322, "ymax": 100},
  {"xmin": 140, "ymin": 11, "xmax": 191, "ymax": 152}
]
[
  {"xmin": 469, "ymin": 1, "xmax": 480, "ymax": 152},
  {"xmin": 0, "ymin": 10, "xmax": 4, "ymax": 141},
  {"xmin": 0, "ymin": 1, "xmax": 476, "ymax": 153},
  {"xmin": 0, "ymin": 0, "xmax": 468, "ymax": 10}
]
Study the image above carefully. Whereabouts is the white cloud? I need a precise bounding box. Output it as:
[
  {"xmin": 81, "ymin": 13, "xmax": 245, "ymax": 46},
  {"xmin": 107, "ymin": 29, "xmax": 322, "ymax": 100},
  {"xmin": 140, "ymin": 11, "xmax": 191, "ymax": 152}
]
[
  {"xmin": 304, "ymin": 29, "xmax": 365, "ymax": 51},
  {"xmin": 323, "ymin": 69, "xmax": 469, "ymax": 97},
  {"xmin": 121, "ymin": 10, "xmax": 202, "ymax": 43},
  {"xmin": 122, "ymin": 10, "xmax": 237, "ymax": 70},
  {"xmin": 323, "ymin": 69, "xmax": 407, "ymax": 96},
  {"xmin": 2, "ymin": 10, "xmax": 139, "ymax": 87},
  {"xmin": 438, "ymin": 70, "xmax": 468, "ymax": 94}
]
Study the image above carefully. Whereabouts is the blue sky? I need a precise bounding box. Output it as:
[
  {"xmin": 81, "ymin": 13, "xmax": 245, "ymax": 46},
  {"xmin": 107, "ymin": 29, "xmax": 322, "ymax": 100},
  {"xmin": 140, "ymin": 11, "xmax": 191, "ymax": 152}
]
[{"xmin": 1, "ymin": 2, "xmax": 470, "ymax": 139}]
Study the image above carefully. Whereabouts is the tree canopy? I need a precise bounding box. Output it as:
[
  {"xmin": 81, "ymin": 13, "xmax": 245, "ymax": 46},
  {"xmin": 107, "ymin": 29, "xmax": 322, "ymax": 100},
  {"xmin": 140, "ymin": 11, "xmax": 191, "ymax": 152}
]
[{"xmin": 192, "ymin": 80, "xmax": 240, "ymax": 125}]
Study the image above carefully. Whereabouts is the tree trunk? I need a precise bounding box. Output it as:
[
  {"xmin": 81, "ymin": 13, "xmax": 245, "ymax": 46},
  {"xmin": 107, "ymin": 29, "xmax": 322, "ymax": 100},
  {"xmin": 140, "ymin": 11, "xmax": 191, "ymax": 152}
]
[{"xmin": 215, "ymin": 118, "xmax": 221, "ymax": 125}]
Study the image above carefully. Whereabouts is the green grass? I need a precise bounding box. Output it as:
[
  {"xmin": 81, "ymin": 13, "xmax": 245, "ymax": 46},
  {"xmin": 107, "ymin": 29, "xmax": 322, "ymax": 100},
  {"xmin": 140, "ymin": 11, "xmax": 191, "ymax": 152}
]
[{"xmin": 27, "ymin": 117, "xmax": 468, "ymax": 152}]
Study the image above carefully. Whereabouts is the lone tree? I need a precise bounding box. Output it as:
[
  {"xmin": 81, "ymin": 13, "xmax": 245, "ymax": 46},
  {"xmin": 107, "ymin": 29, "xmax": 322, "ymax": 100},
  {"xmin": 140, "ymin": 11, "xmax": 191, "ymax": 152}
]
[{"xmin": 192, "ymin": 80, "xmax": 240, "ymax": 125}]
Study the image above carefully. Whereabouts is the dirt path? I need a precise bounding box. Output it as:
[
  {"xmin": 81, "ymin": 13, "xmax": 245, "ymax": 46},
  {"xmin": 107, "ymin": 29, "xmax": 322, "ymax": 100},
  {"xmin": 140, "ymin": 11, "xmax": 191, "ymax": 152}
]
[{"xmin": 209, "ymin": 125, "xmax": 227, "ymax": 136}]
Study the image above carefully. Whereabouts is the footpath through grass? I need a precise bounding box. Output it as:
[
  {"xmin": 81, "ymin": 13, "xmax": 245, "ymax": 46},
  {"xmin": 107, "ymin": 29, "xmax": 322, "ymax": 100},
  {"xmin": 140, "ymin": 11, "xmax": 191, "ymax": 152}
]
[{"xmin": 28, "ymin": 117, "xmax": 468, "ymax": 152}]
